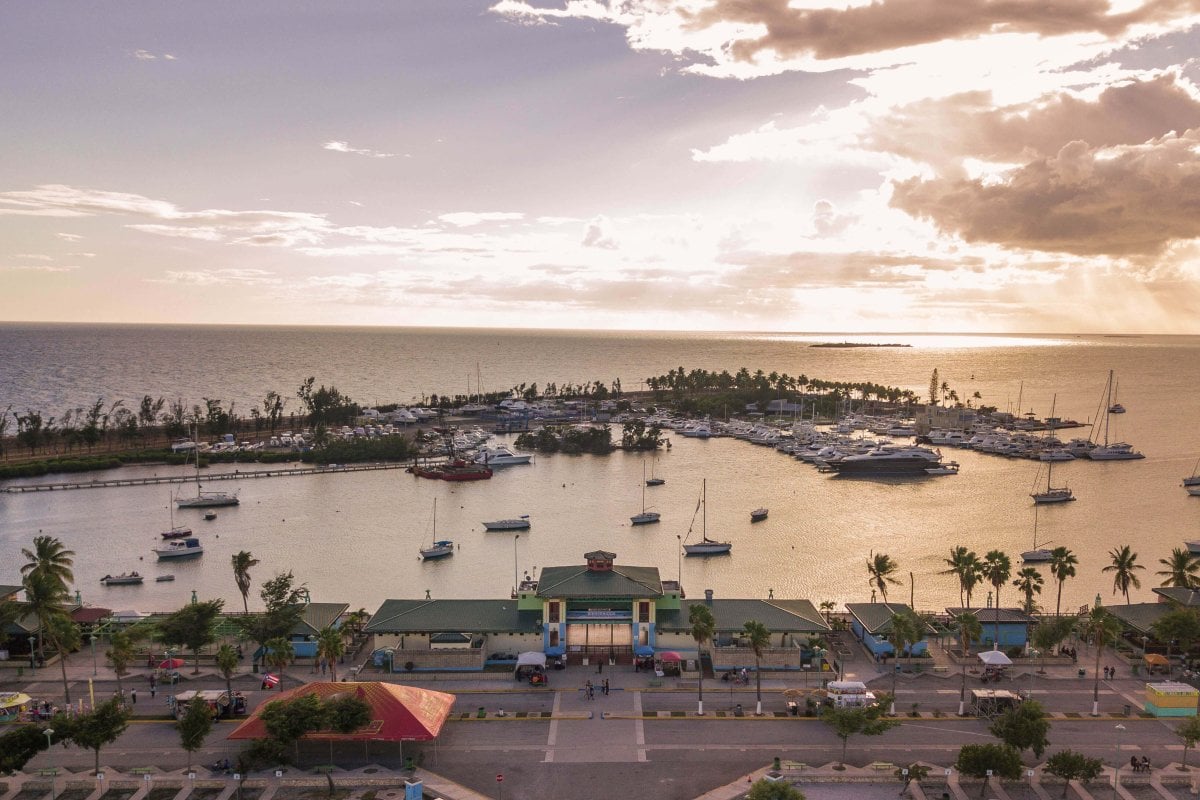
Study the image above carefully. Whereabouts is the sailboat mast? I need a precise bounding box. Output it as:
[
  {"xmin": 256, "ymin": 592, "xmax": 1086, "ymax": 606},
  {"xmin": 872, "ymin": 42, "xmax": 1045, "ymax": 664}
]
[
  {"xmin": 702, "ymin": 478, "xmax": 707, "ymax": 542},
  {"xmin": 1104, "ymin": 370, "xmax": 1114, "ymax": 446}
]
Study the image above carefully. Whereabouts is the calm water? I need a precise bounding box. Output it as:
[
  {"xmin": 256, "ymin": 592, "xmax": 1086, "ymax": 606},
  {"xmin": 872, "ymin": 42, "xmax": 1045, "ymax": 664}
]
[{"xmin": 1, "ymin": 324, "xmax": 1199, "ymax": 615}]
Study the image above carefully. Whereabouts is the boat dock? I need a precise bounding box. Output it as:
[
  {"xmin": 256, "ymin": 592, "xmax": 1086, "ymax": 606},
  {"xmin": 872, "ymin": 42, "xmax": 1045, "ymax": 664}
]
[{"xmin": 0, "ymin": 461, "xmax": 420, "ymax": 493}]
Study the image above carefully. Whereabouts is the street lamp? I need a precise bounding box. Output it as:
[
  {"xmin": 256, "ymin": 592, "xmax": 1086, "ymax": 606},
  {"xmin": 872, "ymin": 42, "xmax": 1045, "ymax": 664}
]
[
  {"xmin": 1113, "ymin": 723, "xmax": 1126, "ymax": 798},
  {"xmin": 90, "ymin": 634, "xmax": 98, "ymax": 676},
  {"xmin": 513, "ymin": 534, "xmax": 520, "ymax": 596},
  {"xmin": 29, "ymin": 635, "xmax": 36, "ymax": 674},
  {"xmin": 1028, "ymin": 649, "xmax": 1039, "ymax": 698},
  {"xmin": 44, "ymin": 728, "xmax": 55, "ymax": 800}
]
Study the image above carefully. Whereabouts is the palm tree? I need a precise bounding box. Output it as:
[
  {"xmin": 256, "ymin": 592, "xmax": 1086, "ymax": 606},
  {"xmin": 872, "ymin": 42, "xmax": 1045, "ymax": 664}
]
[
  {"xmin": 867, "ymin": 552, "xmax": 901, "ymax": 602},
  {"xmin": 106, "ymin": 631, "xmax": 136, "ymax": 696},
  {"xmin": 981, "ymin": 550, "xmax": 1012, "ymax": 648},
  {"xmin": 888, "ymin": 611, "xmax": 923, "ymax": 716},
  {"xmin": 1084, "ymin": 606, "xmax": 1124, "ymax": 716},
  {"xmin": 316, "ymin": 626, "xmax": 346, "ymax": 681},
  {"xmin": 951, "ymin": 611, "xmax": 982, "ymax": 717},
  {"xmin": 1012, "ymin": 567, "xmax": 1044, "ymax": 614},
  {"xmin": 1157, "ymin": 548, "xmax": 1200, "ymax": 589},
  {"xmin": 264, "ymin": 637, "xmax": 293, "ymax": 692},
  {"xmin": 940, "ymin": 546, "xmax": 976, "ymax": 608},
  {"xmin": 742, "ymin": 620, "xmax": 770, "ymax": 716},
  {"xmin": 21, "ymin": 534, "xmax": 76, "ymax": 590},
  {"xmin": 688, "ymin": 604, "xmax": 716, "ymax": 715},
  {"xmin": 22, "ymin": 570, "xmax": 75, "ymax": 701},
  {"xmin": 231, "ymin": 551, "xmax": 260, "ymax": 614},
  {"xmin": 216, "ymin": 644, "xmax": 239, "ymax": 701},
  {"xmin": 819, "ymin": 601, "xmax": 836, "ymax": 624},
  {"xmin": 1103, "ymin": 545, "xmax": 1145, "ymax": 604},
  {"xmin": 1049, "ymin": 547, "xmax": 1079, "ymax": 616}
]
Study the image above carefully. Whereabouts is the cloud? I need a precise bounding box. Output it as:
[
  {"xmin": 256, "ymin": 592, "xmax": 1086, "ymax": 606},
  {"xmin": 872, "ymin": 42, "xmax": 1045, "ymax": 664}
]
[
  {"xmin": 0, "ymin": 185, "xmax": 333, "ymax": 248},
  {"xmin": 891, "ymin": 128, "xmax": 1200, "ymax": 256},
  {"xmin": 131, "ymin": 49, "xmax": 176, "ymax": 61},
  {"xmin": 157, "ymin": 268, "xmax": 281, "ymax": 287},
  {"xmin": 582, "ymin": 216, "xmax": 618, "ymax": 249},
  {"xmin": 56, "ymin": 232, "xmax": 84, "ymax": 242},
  {"xmin": 1, "ymin": 264, "xmax": 80, "ymax": 273},
  {"xmin": 322, "ymin": 140, "xmax": 396, "ymax": 159},
  {"xmin": 436, "ymin": 211, "xmax": 525, "ymax": 227},
  {"xmin": 492, "ymin": 0, "xmax": 1200, "ymax": 77},
  {"xmin": 811, "ymin": 200, "xmax": 856, "ymax": 238}
]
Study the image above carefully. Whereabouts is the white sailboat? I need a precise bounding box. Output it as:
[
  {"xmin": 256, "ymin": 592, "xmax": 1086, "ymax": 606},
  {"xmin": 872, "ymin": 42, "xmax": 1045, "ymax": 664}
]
[
  {"xmin": 1021, "ymin": 504, "xmax": 1052, "ymax": 563},
  {"xmin": 631, "ymin": 462, "xmax": 661, "ymax": 525},
  {"xmin": 420, "ymin": 499, "xmax": 454, "ymax": 560},
  {"xmin": 1183, "ymin": 458, "xmax": 1200, "ymax": 488},
  {"xmin": 683, "ymin": 479, "xmax": 731, "ymax": 555},
  {"xmin": 176, "ymin": 428, "xmax": 240, "ymax": 508},
  {"xmin": 160, "ymin": 493, "xmax": 193, "ymax": 539},
  {"xmin": 1031, "ymin": 396, "xmax": 1075, "ymax": 504},
  {"xmin": 646, "ymin": 459, "xmax": 665, "ymax": 486},
  {"xmin": 1088, "ymin": 371, "xmax": 1144, "ymax": 460}
]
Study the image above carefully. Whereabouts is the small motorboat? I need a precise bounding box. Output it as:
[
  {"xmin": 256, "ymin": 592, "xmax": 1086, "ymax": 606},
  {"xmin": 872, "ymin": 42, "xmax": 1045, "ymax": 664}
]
[
  {"xmin": 156, "ymin": 574, "xmax": 176, "ymax": 582},
  {"xmin": 100, "ymin": 572, "xmax": 144, "ymax": 586},
  {"xmin": 483, "ymin": 516, "xmax": 531, "ymax": 531},
  {"xmin": 203, "ymin": 510, "xmax": 217, "ymax": 520},
  {"xmin": 750, "ymin": 508, "xmax": 768, "ymax": 522}
]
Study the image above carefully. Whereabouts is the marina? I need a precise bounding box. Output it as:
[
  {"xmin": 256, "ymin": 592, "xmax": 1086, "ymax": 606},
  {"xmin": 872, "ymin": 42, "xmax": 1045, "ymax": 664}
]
[{"xmin": 1, "ymin": 329, "xmax": 1199, "ymax": 616}]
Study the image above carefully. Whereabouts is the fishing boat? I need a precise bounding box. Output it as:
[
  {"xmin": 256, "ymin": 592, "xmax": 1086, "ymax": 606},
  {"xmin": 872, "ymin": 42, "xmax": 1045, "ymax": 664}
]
[
  {"xmin": 420, "ymin": 499, "xmax": 454, "ymax": 560},
  {"xmin": 176, "ymin": 429, "xmax": 240, "ymax": 508},
  {"xmin": 750, "ymin": 508, "xmax": 768, "ymax": 522},
  {"xmin": 1021, "ymin": 505, "xmax": 1053, "ymax": 563},
  {"xmin": 1088, "ymin": 371, "xmax": 1144, "ymax": 460},
  {"xmin": 160, "ymin": 493, "xmax": 193, "ymax": 539},
  {"xmin": 472, "ymin": 444, "xmax": 533, "ymax": 466},
  {"xmin": 631, "ymin": 463, "xmax": 661, "ymax": 525},
  {"xmin": 156, "ymin": 574, "xmax": 176, "ymax": 582},
  {"xmin": 154, "ymin": 537, "xmax": 204, "ymax": 559},
  {"xmin": 483, "ymin": 516, "xmax": 531, "ymax": 531},
  {"xmin": 100, "ymin": 572, "xmax": 144, "ymax": 586},
  {"xmin": 683, "ymin": 479, "xmax": 732, "ymax": 555},
  {"xmin": 408, "ymin": 459, "xmax": 493, "ymax": 481}
]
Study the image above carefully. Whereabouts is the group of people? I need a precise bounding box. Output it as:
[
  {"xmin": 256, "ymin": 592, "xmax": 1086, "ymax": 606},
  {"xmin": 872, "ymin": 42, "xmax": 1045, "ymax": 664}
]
[
  {"xmin": 1130, "ymin": 755, "xmax": 1152, "ymax": 773},
  {"xmin": 1103, "ymin": 665, "xmax": 1118, "ymax": 680},
  {"xmin": 721, "ymin": 669, "xmax": 749, "ymax": 685},
  {"xmin": 583, "ymin": 679, "xmax": 609, "ymax": 699}
]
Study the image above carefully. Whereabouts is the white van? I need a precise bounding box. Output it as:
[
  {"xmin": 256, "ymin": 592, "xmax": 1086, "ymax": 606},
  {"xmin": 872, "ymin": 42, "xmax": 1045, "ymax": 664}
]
[{"xmin": 824, "ymin": 680, "xmax": 878, "ymax": 708}]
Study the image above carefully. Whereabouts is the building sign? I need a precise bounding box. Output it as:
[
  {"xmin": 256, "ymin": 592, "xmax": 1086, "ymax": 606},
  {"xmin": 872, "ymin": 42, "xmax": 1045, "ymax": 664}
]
[{"xmin": 566, "ymin": 609, "xmax": 631, "ymax": 620}]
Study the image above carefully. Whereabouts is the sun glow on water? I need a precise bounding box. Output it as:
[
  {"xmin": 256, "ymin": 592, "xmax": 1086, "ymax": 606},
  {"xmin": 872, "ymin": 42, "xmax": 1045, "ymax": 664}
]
[{"xmin": 741, "ymin": 333, "xmax": 1078, "ymax": 349}]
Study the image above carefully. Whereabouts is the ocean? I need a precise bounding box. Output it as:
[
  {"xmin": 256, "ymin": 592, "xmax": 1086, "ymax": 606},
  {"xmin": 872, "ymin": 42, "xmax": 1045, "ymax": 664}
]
[{"xmin": 1, "ymin": 324, "xmax": 1198, "ymax": 616}]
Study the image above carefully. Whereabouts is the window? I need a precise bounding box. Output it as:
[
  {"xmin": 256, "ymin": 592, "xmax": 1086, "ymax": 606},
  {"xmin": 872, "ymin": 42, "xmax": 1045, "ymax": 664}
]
[{"xmin": 638, "ymin": 602, "xmax": 650, "ymax": 623}]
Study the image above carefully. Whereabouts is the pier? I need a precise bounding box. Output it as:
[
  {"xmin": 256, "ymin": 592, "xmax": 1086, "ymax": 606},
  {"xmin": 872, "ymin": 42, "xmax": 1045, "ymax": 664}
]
[{"xmin": 0, "ymin": 461, "xmax": 419, "ymax": 493}]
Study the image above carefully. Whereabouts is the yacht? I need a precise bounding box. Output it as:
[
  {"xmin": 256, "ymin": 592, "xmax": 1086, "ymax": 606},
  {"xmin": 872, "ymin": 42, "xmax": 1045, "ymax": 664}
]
[
  {"xmin": 1087, "ymin": 442, "xmax": 1144, "ymax": 461},
  {"xmin": 823, "ymin": 446, "xmax": 948, "ymax": 476},
  {"xmin": 472, "ymin": 444, "xmax": 533, "ymax": 466},
  {"xmin": 154, "ymin": 537, "xmax": 204, "ymax": 559},
  {"xmin": 483, "ymin": 517, "xmax": 531, "ymax": 531},
  {"xmin": 100, "ymin": 572, "xmax": 144, "ymax": 586}
]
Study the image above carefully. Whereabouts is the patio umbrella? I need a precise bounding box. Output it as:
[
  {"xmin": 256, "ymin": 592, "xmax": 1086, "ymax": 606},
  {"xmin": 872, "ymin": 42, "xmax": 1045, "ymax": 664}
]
[
  {"xmin": 977, "ymin": 651, "xmax": 1012, "ymax": 666},
  {"xmin": 658, "ymin": 651, "xmax": 682, "ymax": 662},
  {"xmin": 158, "ymin": 657, "xmax": 185, "ymax": 669}
]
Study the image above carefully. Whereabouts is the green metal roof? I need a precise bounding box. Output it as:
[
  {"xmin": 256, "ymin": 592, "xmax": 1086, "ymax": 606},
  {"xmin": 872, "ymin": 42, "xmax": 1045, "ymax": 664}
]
[
  {"xmin": 535, "ymin": 564, "xmax": 663, "ymax": 599},
  {"xmin": 1153, "ymin": 587, "xmax": 1200, "ymax": 607},
  {"xmin": 365, "ymin": 599, "xmax": 541, "ymax": 634},
  {"xmin": 656, "ymin": 599, "xmax": 830, "ymax": 634},
  {"xmin": 1108, "ymin": 602, "xmax": 1171, "ymax": 635},
  {"xmin": 294, "ymin": 603, "xmax": 349, "ymax": 636},
  {"xmin": 0, "ymin": 584, "xmax": 22, "ymax": 602},
  {"xmin": 945, "ymin": 607, "xmax": 1037, "ymax": 624},
  {"xmin": 845, "ymin": 602, "xmax": 918, "ymax": 635}
]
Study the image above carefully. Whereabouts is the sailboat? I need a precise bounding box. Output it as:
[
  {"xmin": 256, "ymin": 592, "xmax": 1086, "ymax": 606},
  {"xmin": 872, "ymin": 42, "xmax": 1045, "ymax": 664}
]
[
  {"xmin": 1088, "ymin": 370, "xmax": 1144, "ymax": 460},
  {"xmin": 683, "ymin": 479, "xmax": 731, "ymax": 555},
  {"xmin": 176, "ymin": 428, "xmax": 240, "ymax": 508},
  {"xmin": 1108, "ymin": 380, "xmax": 1126, "ymax": 414},
  {"xmin": 631, "ymin": 462, "xmax": 661, "ymax": 525},
  {"xmin": 419, "ymin": 498, "xmax": 454, "ymax": 560},
  {"xmin": 646, "ymin": 459, "xmax": 665, "ymax": 486},
  {"xmin": 1021, "ymin": 504, "xmax": 1052, "ymax": 563},
  {"xmin": 1183, "ymin": 458, "xmax": 1200, "ymax": 488},
  {"xmin": 1031, "ymin": 395, "xmax": 1074, "ymax": 504},
  {"xmin": 160, "ymin": 493, "xmax": 193, "ymax": 539}
]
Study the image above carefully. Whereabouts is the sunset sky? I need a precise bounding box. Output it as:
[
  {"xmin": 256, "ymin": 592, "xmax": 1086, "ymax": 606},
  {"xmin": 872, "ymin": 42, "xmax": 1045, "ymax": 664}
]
[{"xmin": 3, "ymin": 1, "xmax": 1200, "ymax": 332}]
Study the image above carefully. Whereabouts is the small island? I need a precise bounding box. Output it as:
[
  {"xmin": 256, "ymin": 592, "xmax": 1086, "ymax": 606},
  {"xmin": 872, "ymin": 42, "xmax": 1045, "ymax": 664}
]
[{"xmin": 810, "ymin": 342, "xmax": 912, "ymax": 348}]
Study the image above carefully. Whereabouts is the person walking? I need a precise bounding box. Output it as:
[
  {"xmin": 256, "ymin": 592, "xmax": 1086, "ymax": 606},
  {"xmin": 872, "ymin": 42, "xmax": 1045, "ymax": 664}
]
[
  {"xmin": 603, "ymin": 678, "xmax": 609, "ymax": 695},
  {"xmin": 131, "ymin": 688, "xmax": 137, "ymax": 705},
  {"xmin": 150, "ymin": 683, "xmax": 156, "ymax": 700}
]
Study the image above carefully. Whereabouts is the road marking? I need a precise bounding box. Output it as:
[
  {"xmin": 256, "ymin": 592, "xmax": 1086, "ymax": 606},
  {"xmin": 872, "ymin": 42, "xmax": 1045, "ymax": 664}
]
[
  {"xmin": 544, "ymin": 687, "xmax": 561, "ymax": 763},
  {"xmin": 634, "ymin": 690, "xmax": 646, "ymax": 762}
]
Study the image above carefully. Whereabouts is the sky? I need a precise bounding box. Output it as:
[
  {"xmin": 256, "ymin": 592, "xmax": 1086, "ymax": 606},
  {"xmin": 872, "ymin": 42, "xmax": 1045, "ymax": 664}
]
[{"xmin": 3, "ymin": 1, "xmax": 1200, "ymax": 333}]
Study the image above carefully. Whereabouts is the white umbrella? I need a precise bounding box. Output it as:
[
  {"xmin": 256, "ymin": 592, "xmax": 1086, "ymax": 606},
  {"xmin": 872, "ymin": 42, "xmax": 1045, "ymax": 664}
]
[{"xmin": 978, "ymin": 650, "xmax": 1012, "ymax": 666}]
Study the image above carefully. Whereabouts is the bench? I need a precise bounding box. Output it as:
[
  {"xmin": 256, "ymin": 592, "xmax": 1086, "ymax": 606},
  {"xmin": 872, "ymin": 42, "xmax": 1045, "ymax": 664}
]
[
  {"xmin": 780, "ymin": 761, "xmax": 807, "ymax": 773},
  {"xmin": 312, "ymin": 765, "xmax": 335, "ymax": 774},
  {"xmin": 37, "ymin": 768, "xmax": 59, "ymax": 777},
  {"xmin": 869, "ymin": 762, "xmax": 896, "ymax": 771},
  {"xmin": 130, "ymin": 767, "xmax": 155, "ymax": 775},
  {"xmin": 933, "ymin": 666, "xmax": 949, "ymax": 673}
]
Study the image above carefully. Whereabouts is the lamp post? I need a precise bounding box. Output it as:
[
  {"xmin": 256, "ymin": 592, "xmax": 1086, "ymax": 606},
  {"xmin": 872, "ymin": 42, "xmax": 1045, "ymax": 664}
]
[
  {"xmin": 513, "ymin": 534, "xmax": 520, "ymax": 596},
  {"xmin": 1028, "ymin": 649, "xmax": 1039, "ymax": 699},
  {"xmin": 676, "ymin": 535, "xmax": 682, "ymax": 585},
  {"xmin": 44, "ymin": 728, "xmax": 55, "ymax": 800},
  {"xmin": 29, "ymin": 635, "xmax": 36, "ymax": 675},
  {"xmin": 958, "ymin": 660, "xmax": 967, "ymax": 717},
  {"xmin": 1113, "ymin": 723, "xmax": 1126, "ymax": 798},
  {"xmin": 90, "ymin": 634, "xmax": 98, "ymax": 677}
]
